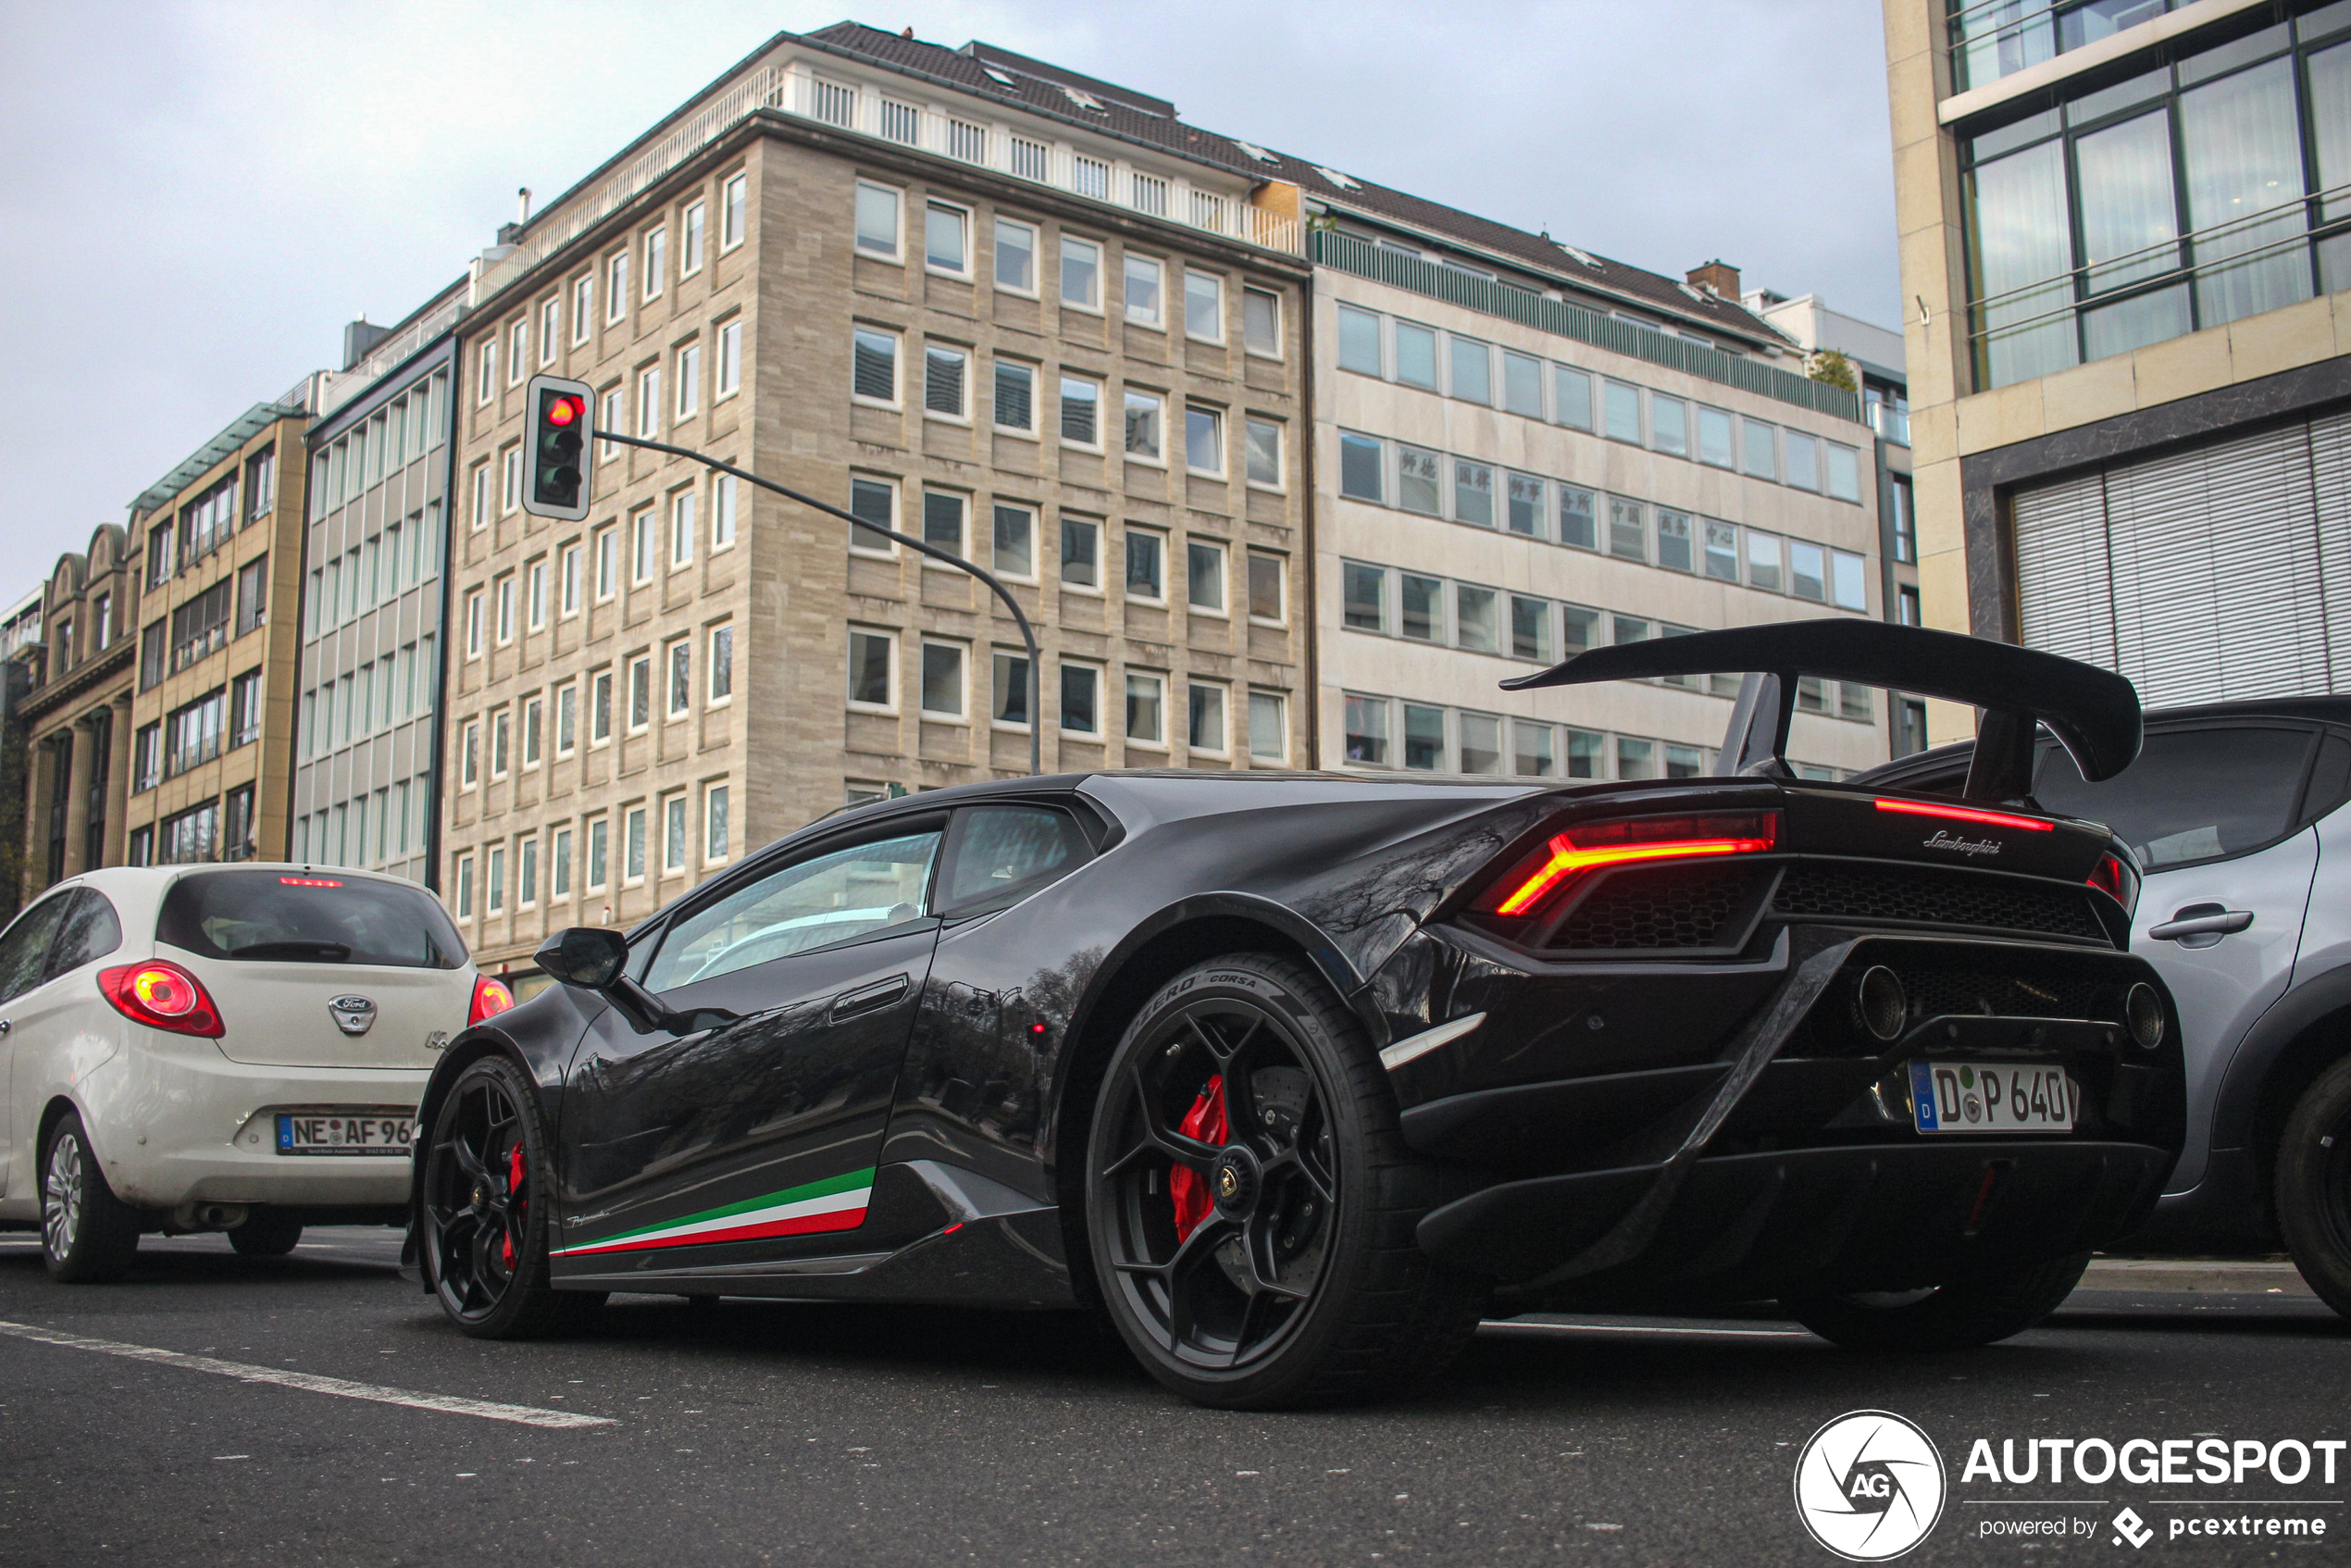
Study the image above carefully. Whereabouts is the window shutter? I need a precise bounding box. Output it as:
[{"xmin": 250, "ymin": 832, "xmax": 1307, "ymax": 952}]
[
  {"xmin": 2012, "ymin": 471, "xmax": 2113, "ymax": 672},
  {"xmin": 2307, "ymin": 408, "xmax": 2351, "ymax": 694}
]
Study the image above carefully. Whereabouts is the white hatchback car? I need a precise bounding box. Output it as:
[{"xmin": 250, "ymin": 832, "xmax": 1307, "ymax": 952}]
[{"xmin": 0, "ymin": 864, "xmax": 510, "ymax": 1281}]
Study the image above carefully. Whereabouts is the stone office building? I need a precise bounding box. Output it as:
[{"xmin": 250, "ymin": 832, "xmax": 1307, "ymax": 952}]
[
  {"xmin": 15, "ymin": 527, "xmax": 136, "ymax": 896},
  {"xmin": 1889, "ymin": 0, "xmax": 2351, "ymax": 732},
  {"xmin": 439, "ymin": 23, "xmax": 1312, "ymax": 968},
  {"xmin": 122, "ymin": 401, "xmax": 310, "ymax": 865},
  {"xmin": 289, "ymin": 297, "xmax": 463, "ymax": 885}
]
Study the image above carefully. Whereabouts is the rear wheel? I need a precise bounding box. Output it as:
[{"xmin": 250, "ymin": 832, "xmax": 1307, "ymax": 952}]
[
  {"xmin": 229, "ymin": 1211, "xmax": 304, "ymax": 1257},
  {"xmin": 1084, "ymin": 953, "xmax": 1486, "ymax": 1409},
  {"xmin": 2274, "ymin": 1054, "xmax": 2351, "ymax": 1322},
  {"xmin": 41, "ymin": 1114, "xmax": 142, "ymax": 1284},
  {"xmin": 420, "ymin": 1055, "xmax": 603, "ymax": 1338},
  {"xmin": 1783, "ymin": 1251, "xmax": 2092, "ymax": 1350}
]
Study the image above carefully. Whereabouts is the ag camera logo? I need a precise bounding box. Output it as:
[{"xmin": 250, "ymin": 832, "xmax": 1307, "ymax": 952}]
[{"xmin": 1794, "ymin": 1410, "xmax": 1947, "ymax": 1561}]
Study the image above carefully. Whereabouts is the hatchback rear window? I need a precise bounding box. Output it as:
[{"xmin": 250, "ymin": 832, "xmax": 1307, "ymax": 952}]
[
  {"xmin": 157, "ymin": 871, "xmax": 466, "ymax": 968},
  {"xmin": 2034, "ymin": 727, "xmax": 2315, "ymax": 869}
]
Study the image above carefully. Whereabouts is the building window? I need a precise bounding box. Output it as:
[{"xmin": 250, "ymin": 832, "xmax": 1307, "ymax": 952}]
[
  {"xmin": 994, "ymin": 218, "xmax": 1036, "ymax": 292},
  {"xmin": 1123, "ymin": 391, "xmax": 1163, "ymax": 462},
  {"xmin": 663, "ymin": 793, "xmax": 688, "ymax": 874},
  {"xmin": 1248, "ymin": 691, "xmax": 1287, "ymax": 763},
  {"xmin": 1398, "ymin": 447, "xmax": 1441, "ymax": 515},
  {"xmin": 667, "ymin": 639, "xmax": 691, "ymax": 716},
  {"xmin": 1060, "ymin": 662, "xmax": 1100, "ymax": 734},
  {"xmin": 922, "ymin": 491, "xmax": 967, "ymax": 560},
  {"xmin": 852, "ymin": 328, "xmax": 899, "ymax": 404},
  {"xmin": 925, "ymin": 203, "xmax": 969, "ymax": 274},
  {"xmin": 675, "ymin": 341, "xmax": 701, "ymax": 420},
  {"xmin": 1243, "ymin": 418, "xmax": 1281, "ymax": 488},
  {"xmin": 1125, "ymin": 529, "xmax": 1164, "ymax": 602},
  {"xmin": 508, "ymin": 318, "xmax": 528, "ymax": 384},
  {"xmin": 587, "ymin": 818, "xmax": 608, "ymax": 890},
  {"xmin": 1344, "ymin": 694, "xmax": 1389, "ymax": 765},
  {"xmin": 992, "ymin": 504, "xmax": 1034, "ymax": 579},
  {"xmin": 1185, "ymin": 405, "xmax": 1224, "ymax": 475},
  {"xmin": 1342, "ymin": 561, "xmax": 1387, "ymax": 632},
  {"xmin": 704, "ymin": 782, "xmax": 729, "ymax": 863},
  {"xmin": 722, "ymin": 172, "xmax": 747, "ymax": 250},
  {"xmin": 1061, "ymin": 516, "xmax": 1100, "ymax": 589},
  {"xmin": 519, "ymin": 835, "xmax": 538, "ymax": 905},
  {"xmin": 643, "ymin": 224, "xmax": 666, "ymax": 298},
  {"xmin": 708, "ymin": 624, "xmax": 733, "ymax": 702},
  {"xmin": 1186, "ymin": 539, "xmax": 1226, "ymax": 614},
  {"xmin": 1125, "ymin": 255, "xmax": 1163, "ymax": 328},
  {"xmin": 556, "ymin": 682, "xmax": 578, "ymax": 753},
  {"xmin": 991, "ymin": 649, "xmax": 1031, "ymax": 728},
  {"xmin": 1889, "ymin": 474, "xmax": 1916, "ymax": 562},
  {"xmin": 925, "ymin": 343, "xmax": 969, "ymax": 418},
  {"xmin": 879, "ymin": 97, "xmax": 920, "ymax": 145},
  {"xmin": 854, "ymin": 181, "xmax": 901, "ymax": 257},
  {"xmin": 1338, "ymin": 432, "xmax": 1383, "ymax": 502},
  {"xmin": 1453, "ymin": 460, "xmax": 1494, "ymax": 528},
  {"xmin": 229, "ymin": 669, "xmax": 262, "ymax": 748},
  {"xmin": 572, "ymin": 273, "xmax": 593, "ymax": 342},
  {"xmin": 1187, "ymin": 682, "xmax": 1227, "ymax": 754},
  {"xmin": 636, "ymin": 365, "xmax": 663, "ymax": 436},
  {"xmin": 849, "ymin": 475, "xmax": 896, "ymax": 554},
  {"xmin": 598, "ymin": 387, "xmax": 622, "ymax": 462},
  {"xmin": 527, "ymin": 558, "xmax": 548, "ymax": 628},
  {"xmin": 848, "ymin": 628, "xmax": 895, "ymax": 709},
  {"xmin": 594, "ymin": 526, "xmax": 618, "ymax": 597},
  {"xmin": 1060, "ymin": 376, "xmax": 1101, "ymax": 446},
  {"xmin": 523, "ymin": 695, "xmax": 543, "ymax": 767},
  {"xmin": 132, "ymin": 722, "xmax": 160, "ymax": 791},
  {"xmin": 625, "ymin": 806, "xmax": 646, "ymax": 882},
  {"xmin": 631, "ymin": 509, "xmax": 655, "ymax": 582},
  {"xmin": 1184, "ymin": 270, "xmax": 1224, "ymax": 342},
  {"xmin": 1247, "ymin": 552, "xmax": 1286, "ymax": 624},
  {"xmin": 561, "ymin": 542, "xmax": 582, "ymax": 614},
  {"xmin": 1747, "ymin": 529, "xmax": 1784, "ymax": 592},
  {"xmin": 994, "ymin": 360, "xmax": 1035, "ymax": 431},
  {"xmin": 920, "ymin": 641, "xmax": 965, "ymax": 717},
  {"xmin": 1125, "ymin": 672, "xmax": 1165, "ymax": 746},
  {"xmin": 591, "ymin": 669, "xmax": 613, "ymax": 741},
  {"xmin": 628, "ymin": 655, "xmax": 651, "ymax": 730},
  {"xmin": 1061, "ymin": 236, "xmax": 1101, "ymax": 309},
  {"xmin": 494, "ymin": 575, "xmax": 516, "ymax": 644},
  {"xmin": 490, "ymin": 707, "xmax": 511, "ymax": 777},
  {"xmin": 460, "ymin": 721, "xmax": 479, "ymax": 787},
  {"xmin": 711, "ymin": 473, "xmax": 738, "ymax": 549},
  {"xmin": 670, "ymin": 490, "xmax": 696, "ymax": 568},
  {"xmin": 476, "ymin": 339, "xmax": 497, "ymax": 404},
  {"xmin": 715, "ymin": 318, "xmax": 741, "ymax": 399},
  {"xmin": 1242, "ymin": 288, "xmax": 1281, "ymax": 357},
  {"xmin": 681, "ymin": 199, "xmax": 704, "ymax": 277},
  {"xmin": 553, "ymin": 826, "xmax": 573, "ymax": 898}
]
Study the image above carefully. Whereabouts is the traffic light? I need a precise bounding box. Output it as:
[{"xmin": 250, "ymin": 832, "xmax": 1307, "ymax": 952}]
[{"xmin": 522, "ymin": 374, "xmax": 593, "ymax": 520}]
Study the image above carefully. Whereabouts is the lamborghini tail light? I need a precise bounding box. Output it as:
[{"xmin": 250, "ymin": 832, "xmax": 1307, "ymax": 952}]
[
  {"xmin": 2086, "ymin": 850, "xmax": 2140, "ymax": 918},
  {"xmin": 1478, "ymin": 812, "xmax": 1780, "ymax": 920}
]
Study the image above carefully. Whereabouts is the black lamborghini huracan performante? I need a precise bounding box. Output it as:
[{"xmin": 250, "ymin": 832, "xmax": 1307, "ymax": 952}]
[{"xmin": 406, "ymin": 622, "xmax": 2186, "ymax": 1408}]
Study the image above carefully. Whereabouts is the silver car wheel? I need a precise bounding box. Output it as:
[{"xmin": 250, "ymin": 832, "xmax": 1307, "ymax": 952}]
[{"xmin": 44, "ymin": 1133, "xmax": 84, "ymax": 1261}]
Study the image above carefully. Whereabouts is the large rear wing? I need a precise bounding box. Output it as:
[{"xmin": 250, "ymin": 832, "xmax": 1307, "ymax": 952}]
[{"xmin": 1499, "ymin": 618, "xmax": 2141, "ymax": 803}]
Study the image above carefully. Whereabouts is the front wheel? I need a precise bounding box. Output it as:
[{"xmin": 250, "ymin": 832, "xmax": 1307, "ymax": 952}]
[
  {"xmin": 1784, "ymin": 1252, "xmax": 2091, "ymax": 1350},
  {"xmin": 41, "ymin": 1113, "xmax": 142, "ymax": 1284},
  {"xmin": 1084, "ymin": 953, "xmax": 1486, "ymax": 1409},
  {"xmin": 419, "ymin": 1055, "xmax": 603, "ymax": 1338},
  {"xmin": 2274, "ymin": 1054, "xmax": 2351, "ymax": 1322}
]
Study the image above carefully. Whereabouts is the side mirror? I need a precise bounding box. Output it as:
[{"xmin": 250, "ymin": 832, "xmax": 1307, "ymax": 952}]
[{"xmin": 535, "ymin": 927, "xmax": 630, "ymax": 990}]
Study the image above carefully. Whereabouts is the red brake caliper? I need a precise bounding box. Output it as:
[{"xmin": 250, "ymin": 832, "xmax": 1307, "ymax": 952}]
[
  {"xmin": 503, "ymin": 1141, "xmax": 526, "ymax": 1270},
  {"xmin": 1169, "ymin": 1076, "xmax": 1228, "ymax": 1242}
]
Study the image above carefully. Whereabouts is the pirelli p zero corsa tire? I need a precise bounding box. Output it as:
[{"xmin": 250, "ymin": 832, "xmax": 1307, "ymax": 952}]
[
  {"xmin": 2274, "ymin": 1053, "xmax": 2351, "ymax": 1322},
  {"xmin": 420, "ymin": 1054, "xmax": 603, "ymax": 1340},
  {"xmin": 1084, "ymin": 953, "xmax": 1487, "ymax": 1410},
  {"xmin": 1782, "ymin": 1251, "xmax": 2093, "ymax": 1351},
  {"xmin": 40, "ymin": 1113, "xmax": 142, "ymax": 1284}
]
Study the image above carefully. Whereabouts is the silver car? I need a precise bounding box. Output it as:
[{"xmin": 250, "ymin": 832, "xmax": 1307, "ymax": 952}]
[{"xmin": 1860, "ymin": 697, "xmax": 2351, "ymax": 1316}]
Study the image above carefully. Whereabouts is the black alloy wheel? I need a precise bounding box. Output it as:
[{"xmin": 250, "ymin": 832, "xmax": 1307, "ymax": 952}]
[
  {"xmin": 2276, "ymin": 1054, "xmax": 2351, "ymax": 1322},
  {"xmin": 1085, "ymin": 953, "xmax": 1486, "ymax": 1409},
  {"xmin": 421, "ymin": 1055, "xmax": 602, "ymax": 1338}
]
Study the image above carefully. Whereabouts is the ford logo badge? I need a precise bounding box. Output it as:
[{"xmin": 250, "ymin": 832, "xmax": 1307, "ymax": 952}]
[{"xmin": 329, "ymin": 995, "xmax": 378, "ymax": 1037}]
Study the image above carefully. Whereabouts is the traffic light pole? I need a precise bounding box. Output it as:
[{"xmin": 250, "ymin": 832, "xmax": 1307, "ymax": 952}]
[{"xmin": 591, "ymin": 430, "xmax": 1043, "ymax": 778}]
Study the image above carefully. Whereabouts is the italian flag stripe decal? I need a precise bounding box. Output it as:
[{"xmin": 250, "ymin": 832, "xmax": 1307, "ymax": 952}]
[{"xmin": 553, "ymin": 1167, "xmax": 875, "ymax": 1257}]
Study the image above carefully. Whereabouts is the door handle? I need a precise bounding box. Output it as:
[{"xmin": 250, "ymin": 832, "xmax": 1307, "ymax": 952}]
[
  {"xmin": 2149, "ymin": 907, "xmax": 2255, "ymax": 943},
  {"xmin": 829, "ymin": 974, "xmax": 911, "ymax": 1023}
]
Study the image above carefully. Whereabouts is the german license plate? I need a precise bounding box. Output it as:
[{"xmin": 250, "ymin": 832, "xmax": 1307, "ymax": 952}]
[
  {"xmin": 275, "ymin": 1113, "xmax": 413, "ymax": 1155},
  {"xmin": 1909, "ymin": 1062, "xmax": 2076, "ymax": 1134}
]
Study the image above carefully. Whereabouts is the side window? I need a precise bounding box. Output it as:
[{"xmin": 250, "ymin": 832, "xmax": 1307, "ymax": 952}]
[
  {"xmin": 643, "ymin": 827, "xmax": 943, "ymax": 993},
  {"xmin": 938, "ymin": 804, "xmax": 1092, "ymax": 915},
  {"xmin": 0, "ymin": 894, "xmax": 74, "ymax": 1004},
  {"xmin": 44, "ymin": 890, "xmax": 122, "ymax": 979},
  {"xmin": 2034, "ymin": 726, "xmax": 2318, "ymax": 870}
]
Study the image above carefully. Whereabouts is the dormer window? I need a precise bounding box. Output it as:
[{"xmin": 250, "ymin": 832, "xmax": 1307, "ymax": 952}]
[
  {"xmin": 1061, "ymin": 85, "xmax": 1103, "ymax": 111},
  {"xmin": 1230, "ymin": 140, "xmax": 1277, "ymax": 165},
  {"xmin": 1311, "ymin": 166, "xmax": 1361, "ymax": 191},
  {"xmin": 982, "ymin": 66, "xmax": 1016, "ymax": 87}
]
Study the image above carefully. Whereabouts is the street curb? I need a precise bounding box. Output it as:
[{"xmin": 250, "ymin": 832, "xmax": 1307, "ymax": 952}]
[{"xmin": 2082, "ymin": 1259, "xmax": 2317, "ymax": 1296}]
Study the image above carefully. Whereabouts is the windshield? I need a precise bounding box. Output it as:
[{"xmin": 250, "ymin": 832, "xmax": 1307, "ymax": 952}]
[{"xmin": 157, "ymin": 870, "xmax": 467, "ymax": 968}]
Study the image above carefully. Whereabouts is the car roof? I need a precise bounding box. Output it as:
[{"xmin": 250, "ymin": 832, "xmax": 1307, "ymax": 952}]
[
  {"xmin": 1862, "ymin": 697, "xmax": 2351, "ymax": 781},
  {"xmin": 815, "ymin": 766, "xmax": 1547, "ymax": 826},
  {"xmin": 39, "ymin": 862, "xmax": 440, "ymax": 911}
]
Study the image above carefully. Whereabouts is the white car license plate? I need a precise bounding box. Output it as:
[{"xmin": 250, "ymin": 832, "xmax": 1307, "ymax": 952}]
[
  {"xmin": 1909, "ymin": 1062, "xmax": 2076, "ymax": 1134},
  {"xmin": 275, "ymin": 1113, "xmax": 414, "ymax": 1156}
]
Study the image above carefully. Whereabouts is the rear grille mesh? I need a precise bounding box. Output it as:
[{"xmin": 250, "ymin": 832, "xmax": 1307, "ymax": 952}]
[
  {"xmin": 1771, "ymin": 862, "xmax": 2107, "ymax": 942},
  {"xmin": 1904, "ymin": 968, "xmax": 2106, "ymax": 1022},
  {"xmin": 1546, "ymin": 865, "xmax": 1766, "ymax": 951}
]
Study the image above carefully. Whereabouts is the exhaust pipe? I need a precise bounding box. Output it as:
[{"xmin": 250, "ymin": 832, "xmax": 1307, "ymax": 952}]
[{"xmin": 170, "ymin": 1201, "xmax": 249, "ymax": 1231}]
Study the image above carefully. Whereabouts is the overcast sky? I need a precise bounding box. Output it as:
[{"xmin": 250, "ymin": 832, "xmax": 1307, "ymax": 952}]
[{"xmin": 0, "ymin": 0, "xmax": 1895, "ymax": 601}]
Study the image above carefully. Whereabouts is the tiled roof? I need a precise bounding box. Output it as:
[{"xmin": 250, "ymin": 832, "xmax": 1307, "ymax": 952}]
[{"xmin": 801, "ymin": 22, "xmax": 1785, "ymax": 347}]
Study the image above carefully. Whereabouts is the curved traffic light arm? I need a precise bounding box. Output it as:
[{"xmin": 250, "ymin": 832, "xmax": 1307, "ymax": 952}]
[{"xmin": 589, "ymin": 429, "xmax": 1043, "ymax": 778}]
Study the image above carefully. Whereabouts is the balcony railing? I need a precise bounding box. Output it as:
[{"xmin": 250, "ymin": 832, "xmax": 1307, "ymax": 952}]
[
  {"xmin": 472, "ymin": 54, "xmax": 1299, "ymax": 306},
  {"xmin": 1966, "ymin": 178, "xmax": 2351, "ymax": 389},
  {"xmin": 1947, "ymin": 0, "xmax": 2182, "ymax": 94}
]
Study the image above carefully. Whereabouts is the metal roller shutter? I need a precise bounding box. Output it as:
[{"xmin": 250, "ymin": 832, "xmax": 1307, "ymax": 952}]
[
  {"xmin": 2012, "ymin": 472, "xmax": 2113, "ymax": 670},
  {"xmin": 2309, "ymin": 408, "xmax": 2351, "ymax": 693}
]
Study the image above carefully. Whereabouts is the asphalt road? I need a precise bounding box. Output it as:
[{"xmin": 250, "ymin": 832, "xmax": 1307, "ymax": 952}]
[{"xmin": 0, "ymin": 1228, "xmax": 2345, "ymax": 1567}]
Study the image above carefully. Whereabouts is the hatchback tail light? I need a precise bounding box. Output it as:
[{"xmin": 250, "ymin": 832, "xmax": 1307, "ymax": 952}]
[
  {"xmin": 2087, "ymin": 850, "xmax": 2140, "ymax": 918},
  {"xmin": 469, "ymin": 974, "xmax": 516, "ymax": 1026},
  {"xmin": 98, "ymin": 959, "xmax": 225, "ymax": 1038},
  {"xmin": 1476, "ymin": 812, "xmax": 1780, "ymax": 921}
]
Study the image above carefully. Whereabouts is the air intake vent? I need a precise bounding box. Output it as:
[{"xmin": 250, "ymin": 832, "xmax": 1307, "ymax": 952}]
[
  {"xmin": 1543, "ymin": 865, "xmax": 1771, "ymax": 952},
  {"xmin": 1772, "ymin": 863, "xmax": 2108, "ymax": 942}
]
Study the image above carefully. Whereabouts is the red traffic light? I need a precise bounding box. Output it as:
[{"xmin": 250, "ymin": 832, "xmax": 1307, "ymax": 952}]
[{"xmin": 546, "ymin": 394, "xmax": 583, "ymax": 427}]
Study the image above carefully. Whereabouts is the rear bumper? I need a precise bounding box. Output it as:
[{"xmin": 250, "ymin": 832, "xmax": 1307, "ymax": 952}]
[
  {"xmin": 37, "ymin": 1035, "xmax": 428, "ymax": 1214},
  {"xmin": 1421, "ymin": 1139, "xmax": 2172, "ymax": 1299}
]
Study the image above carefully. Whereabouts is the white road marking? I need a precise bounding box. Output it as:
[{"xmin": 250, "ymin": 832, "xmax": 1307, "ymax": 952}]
[
  {"xmin": 1481, "ymin": 1319, "xmax": 1810, "ymax": 1339},
  {"xmin": 0, "ymin": 1319, "xmax": 616, "ymax": 1429}
]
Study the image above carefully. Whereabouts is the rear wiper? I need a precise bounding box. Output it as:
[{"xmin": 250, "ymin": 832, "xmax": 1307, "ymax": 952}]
[{"xmin": 229, "ymin": 940, "xmax": 353, "ymax": 962}]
